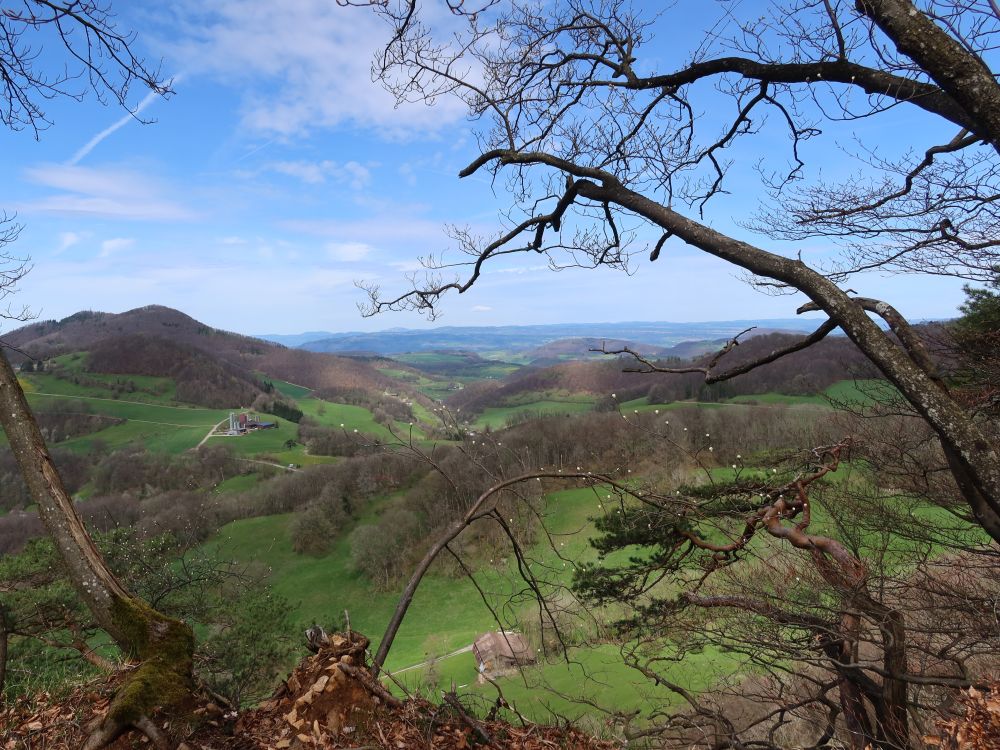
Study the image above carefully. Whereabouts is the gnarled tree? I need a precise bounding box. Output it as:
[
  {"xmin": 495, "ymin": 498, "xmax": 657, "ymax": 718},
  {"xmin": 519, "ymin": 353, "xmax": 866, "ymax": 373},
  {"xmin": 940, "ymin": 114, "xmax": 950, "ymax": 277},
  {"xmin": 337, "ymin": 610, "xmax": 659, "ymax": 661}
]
[
  {"xmin": 0, "ymin": 3, "xmax": 187, "ymax": 748},
  {"xmin": 354, "ymin": 0, "xmax": 1000, "ymax": 545}
]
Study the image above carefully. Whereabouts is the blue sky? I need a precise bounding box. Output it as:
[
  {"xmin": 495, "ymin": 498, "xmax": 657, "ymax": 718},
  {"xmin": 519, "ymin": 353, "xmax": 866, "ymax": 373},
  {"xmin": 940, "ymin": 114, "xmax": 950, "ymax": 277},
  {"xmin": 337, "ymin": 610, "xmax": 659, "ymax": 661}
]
[{"xmin": 0, "ymin": 0, "xmax": 972, "ymax": 335}]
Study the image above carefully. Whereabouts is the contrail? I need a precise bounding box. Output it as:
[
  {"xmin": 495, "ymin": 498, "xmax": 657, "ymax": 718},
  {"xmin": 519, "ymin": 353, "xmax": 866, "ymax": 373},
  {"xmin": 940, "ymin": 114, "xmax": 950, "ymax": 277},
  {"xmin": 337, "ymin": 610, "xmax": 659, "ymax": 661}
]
[{"xmin": 68, "ymin": 74, "xmax": 181, "ymax": 165}]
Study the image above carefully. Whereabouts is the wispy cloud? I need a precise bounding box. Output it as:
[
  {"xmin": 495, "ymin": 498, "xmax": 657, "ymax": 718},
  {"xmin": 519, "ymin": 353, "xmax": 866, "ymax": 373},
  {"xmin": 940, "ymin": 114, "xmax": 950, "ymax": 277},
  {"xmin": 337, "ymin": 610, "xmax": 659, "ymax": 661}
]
[
  {"xmin": 19, "ymin": 164, "xmax": 197, "ymax": 221},
  {"xmin": 163, "ymin": 0, "xmax": 467, "ymax": 138},
  {"xmin": 265, "ymin": 160, "xmax": 372, "ymax": 189},
  {"xmin": 55, "ymin": 232, "xmax": 82, "ymax": 254},
  {"xmin": 326, "ymin": 242, "xmax": 373, "ymax": 262},
  {"xmin": 99, "ymin": 238, "xmax": 135, "ymax": 257}
]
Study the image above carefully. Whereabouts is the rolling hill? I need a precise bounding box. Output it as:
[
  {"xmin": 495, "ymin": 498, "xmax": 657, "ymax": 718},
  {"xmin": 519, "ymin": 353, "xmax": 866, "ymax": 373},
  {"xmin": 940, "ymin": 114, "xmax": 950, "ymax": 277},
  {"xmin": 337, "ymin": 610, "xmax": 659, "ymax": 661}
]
[
  {"xmin": 2, "ymin": 305, "xmax": 399, "ymax": 399},
  {"xmin": 445, "ymin": 331, "xmax": 884, "ymax": 419}
]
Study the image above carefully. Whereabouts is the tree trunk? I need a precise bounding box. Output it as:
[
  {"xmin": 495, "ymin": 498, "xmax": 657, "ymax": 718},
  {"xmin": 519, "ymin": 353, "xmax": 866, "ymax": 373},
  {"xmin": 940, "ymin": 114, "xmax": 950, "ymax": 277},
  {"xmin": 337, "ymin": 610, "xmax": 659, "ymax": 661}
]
[
  {"xmin": 835, "ymin": 613, "xmax": 876, "ymax": 750},
  {"xmin": 0, "ymin": 353, "xmax": 194, "ymax": 747},
  {"xmin": 0, "ymin": 606, "xmax": 8, "ymax": 701}
]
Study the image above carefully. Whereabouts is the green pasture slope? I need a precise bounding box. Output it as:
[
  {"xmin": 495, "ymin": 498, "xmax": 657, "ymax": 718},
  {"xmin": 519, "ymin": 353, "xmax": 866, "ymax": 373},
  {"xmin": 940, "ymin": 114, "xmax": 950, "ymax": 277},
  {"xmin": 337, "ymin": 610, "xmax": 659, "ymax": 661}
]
[
  {"xmin": 297, "ymin": 397, "xmax": 430, "ymax": 442},
  {"xmin": 393, "ymin": 352, "xmax": 521, "ymax": 380},
  {"xmin": 378, "ymin": 366, "xmax": 456, "ymax": 400},
  {"xmin": 619, "ymin": 379, "xmax": 894, "ymax": 412},
  {"xmin": 259, "ymin": 376, "xmax": 313, "ymax": 400},
  {"xmin": 19, "ymin": 367, "xmax": 434, "ymax": 460},
  {"xmin": 21, "ymin": 390, "xmax": 228, "ymax": 454},
  {"xmin": 473, "ymin": 398, "xmax": 596, "ymax": 429},
  {"xmin": 23, "ymin": 371, "xmax": 179, "ymax": 404},
  {"xmin": 469, "ymin": 379, "xmax": 890, "ymax": 430},
  {"xmin": 203, "ymin": 487, "xmax": 746, "ymax": 724}
]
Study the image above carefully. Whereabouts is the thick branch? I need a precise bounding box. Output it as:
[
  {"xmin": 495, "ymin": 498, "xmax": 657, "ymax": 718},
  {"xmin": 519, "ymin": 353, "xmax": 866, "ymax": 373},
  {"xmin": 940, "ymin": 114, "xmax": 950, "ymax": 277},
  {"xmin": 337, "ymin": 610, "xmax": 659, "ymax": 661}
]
[
  {"xmin": 857, "ymin": 0, "xmax": 1000, "ymax": 153},
  {"xmin": 605, "ymin": 56, "xmax": 976, "ymax": 134}
]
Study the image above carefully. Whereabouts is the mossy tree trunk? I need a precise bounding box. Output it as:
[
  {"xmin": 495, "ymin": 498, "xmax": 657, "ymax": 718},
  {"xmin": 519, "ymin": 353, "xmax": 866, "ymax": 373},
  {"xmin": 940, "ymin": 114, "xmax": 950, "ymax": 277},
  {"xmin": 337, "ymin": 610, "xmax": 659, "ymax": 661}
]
[
  {"xmin": 0, "ymin": 603, "xmax": 8, "ymax": 701},
  {"xmin": 0, "ymin": 353, "xmax": 194, "ymax": 749}
]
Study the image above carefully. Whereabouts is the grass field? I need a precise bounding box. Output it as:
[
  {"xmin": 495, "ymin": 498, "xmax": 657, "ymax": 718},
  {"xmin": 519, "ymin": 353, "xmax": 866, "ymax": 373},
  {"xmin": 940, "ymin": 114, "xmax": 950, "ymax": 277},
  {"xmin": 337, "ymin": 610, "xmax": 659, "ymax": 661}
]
[
  {"xmin": 469, "ymin": 379, "xmax": 890, "ymax": 430},
  {"xmin": 22, "ymin": 371, "xmax": 179, "ymax": 404},
  {"xmin": 297, "ymin": 397, "xmax": 430, "ymax": 442},
  {"xmin": 618, "ymin": 379, "xmax": 895, "ymax": 413},
  {"xmin": 202, "ymin": 486, "xmax": 747, "ymax": 723},
  {"xmin": 725, "ymin": 379, "xmax": 895, "ymax": 406},
  {"xmin": 474, "ymin": 399, "xmax": 596, "ymax": 429},
  {"xmin": 21, "ymin": 380, "xmax": 428, "ymax": 461},
  {"xmin": 393, "ymin": 352, "xmax": 521, "ymax": 381},
  {"xmin": 21, "ymin": 393, "xmax": 228, "ymax": 454},
  {"xmin": 260, "ymin": 376, "xmax": 313, "ymax": 400}
]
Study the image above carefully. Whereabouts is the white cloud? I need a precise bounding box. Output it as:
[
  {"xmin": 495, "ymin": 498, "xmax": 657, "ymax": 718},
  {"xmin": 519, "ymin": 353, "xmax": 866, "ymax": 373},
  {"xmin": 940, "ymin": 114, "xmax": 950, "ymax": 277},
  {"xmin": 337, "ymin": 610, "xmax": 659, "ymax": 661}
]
[
  {"xmin": 20, "ymin": 164, "xmax": 196, "ymax": 221},
  {"xmin": 55, "ymin": 232, "xmax": 82, "ymax": 254},
  {"xmin": 471, "ymin": 305, "xmax": 492, "ymax": 312},
  {"xmin": 265, "ymin": 160, "xmax": 371, "ymax": 189},
  {"xmin": 99, "ymin": 238, "xmax": 135, "ymax": 257},
  {"xmin": 326, "ymin": 242, "xmax": 372, "ymax": 262},
  {"xmin": 163, "ymin": 0, "xmax": 468, "ymax": 138},
  {"xmin": 219, "ymin": 236, "xmax": 247, "ymax": 245},
  {"xmin": 283, "ymin": 216, "xmax": 446, "ymax": 246}
]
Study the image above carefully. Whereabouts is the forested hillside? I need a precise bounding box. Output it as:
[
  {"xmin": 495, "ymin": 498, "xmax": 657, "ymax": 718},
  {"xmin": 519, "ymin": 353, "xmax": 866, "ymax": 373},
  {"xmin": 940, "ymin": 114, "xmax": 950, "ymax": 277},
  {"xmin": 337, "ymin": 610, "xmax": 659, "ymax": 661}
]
[{"xmin": 2, "ymin": 0, "xmax": 1000, "ymax": 747}]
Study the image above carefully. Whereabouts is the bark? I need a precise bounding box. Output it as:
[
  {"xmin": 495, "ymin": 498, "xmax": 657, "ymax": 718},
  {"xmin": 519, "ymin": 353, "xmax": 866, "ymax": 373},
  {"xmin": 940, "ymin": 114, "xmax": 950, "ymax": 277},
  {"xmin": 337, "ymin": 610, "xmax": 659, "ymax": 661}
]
[
  {"xmin": 0, "ymin": 607, "xmax": 8, "ymax": 701},
  {"xmin": 836, "ymin": 612, "xmax": 875, "ymax": 750},
  {"xmin": 621, "ymin": 57, "xmax": 976, "ymax": 133},
  {"xmin": 857, "ymin": 0, "xmax": 1000, "ymax": 153},
  {"xmin": 683, "ymin": 459, "xmax": 911, "ymax": 749},
  {"xmin": 0, "ymin": 353, "xmax": 194, "ymax": 747}
]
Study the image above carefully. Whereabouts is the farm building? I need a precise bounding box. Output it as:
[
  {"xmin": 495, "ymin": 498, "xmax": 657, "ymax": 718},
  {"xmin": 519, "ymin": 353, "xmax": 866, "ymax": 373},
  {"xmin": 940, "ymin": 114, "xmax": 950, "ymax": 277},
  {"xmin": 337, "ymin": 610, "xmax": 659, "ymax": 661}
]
[
  {"xmin": 472, "ymin": 631, "xmax": 535, "ymax": 680},
  {"xmin": 226, "ymin": 412, "xmax": 277, "ymax": 435}
]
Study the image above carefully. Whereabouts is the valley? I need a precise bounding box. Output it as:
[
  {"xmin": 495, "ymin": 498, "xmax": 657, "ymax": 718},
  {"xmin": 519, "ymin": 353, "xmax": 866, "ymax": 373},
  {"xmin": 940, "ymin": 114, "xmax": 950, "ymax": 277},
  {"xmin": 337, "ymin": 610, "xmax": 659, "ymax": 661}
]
[{"xmin": 0, "ymin": 303, "xmax": 993, "ymax": 749}]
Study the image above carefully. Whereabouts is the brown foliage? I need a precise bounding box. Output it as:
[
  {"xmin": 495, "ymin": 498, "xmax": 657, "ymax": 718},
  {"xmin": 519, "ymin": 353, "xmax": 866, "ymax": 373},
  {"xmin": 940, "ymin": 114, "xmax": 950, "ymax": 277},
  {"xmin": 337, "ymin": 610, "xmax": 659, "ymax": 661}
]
[
  {"xmin": 448, "ymin": 333, "xmax": 880, "ymax": 415},
  {"xmin": 86, "ymin": 334, "xmax": 262, "ymax": 408},
  {"xmin": 0, "ymin": 632, "xmax": 618, "ymax": 750},
  {"xmin": 929, "ymin": 685, "xmax": 1000, "ymax": 750}
]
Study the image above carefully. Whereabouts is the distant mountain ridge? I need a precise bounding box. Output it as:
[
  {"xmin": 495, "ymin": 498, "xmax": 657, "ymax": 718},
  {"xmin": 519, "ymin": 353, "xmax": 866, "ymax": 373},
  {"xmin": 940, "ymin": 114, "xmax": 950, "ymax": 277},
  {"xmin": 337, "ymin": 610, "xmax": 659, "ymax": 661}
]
[{"xmin": 259, "ymin": 318, "xmax": 830, "ymax": 355}]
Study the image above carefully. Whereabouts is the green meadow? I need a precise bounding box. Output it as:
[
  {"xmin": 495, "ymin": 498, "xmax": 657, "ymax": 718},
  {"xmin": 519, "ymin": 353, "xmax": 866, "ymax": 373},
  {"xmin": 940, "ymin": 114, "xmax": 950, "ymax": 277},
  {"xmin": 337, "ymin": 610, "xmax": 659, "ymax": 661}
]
[
  {"xmin": 473, "ymin": 399, "xmax": 596, "ymax": 429},
  {"xmin": 201, "ymin": 486, "xmax": 747, "ymax": 723},
  {"xmin": 260, "ymin": 376, "xmax": 313, "ymax": 400},
  {"xmin": 22, "ymin": 392, "xmax": 227, "ymax": 454},
  {"xmin": 618, "ymin": 379, "xmax": 894, "ymax": 413}
]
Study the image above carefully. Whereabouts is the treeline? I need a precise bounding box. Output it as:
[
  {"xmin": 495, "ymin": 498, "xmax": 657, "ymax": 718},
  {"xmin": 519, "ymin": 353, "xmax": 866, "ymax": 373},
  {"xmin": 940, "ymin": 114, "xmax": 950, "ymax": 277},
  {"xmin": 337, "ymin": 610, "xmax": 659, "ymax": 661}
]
[
  {"xmin": 33, "ymin": 401, "xmax": 123, "ymax": 444},
  {"xmin": 250, "ymin": 347, "xmax": 396, "ymax": 396},
  {"xmin": 0, "ymin": 445, "xmax": 243, "ymax": 554},
  {"xmin": 86, "ymin": 335, "xmax": 263, "ymax": 408},
  {"xmin": 323, "ymin": 404, "xmax": 843, "ymax": 591},
  {"xmin": 314, "ymin": 386, "xmax": 415, "ymax": 421},
  {"xmin": 296, "ymin": 418, "xmax": 371, "ymax": 456},
  {"xmin": 447, "ymin": 333, "xmax": 881, "ymax": 415}
]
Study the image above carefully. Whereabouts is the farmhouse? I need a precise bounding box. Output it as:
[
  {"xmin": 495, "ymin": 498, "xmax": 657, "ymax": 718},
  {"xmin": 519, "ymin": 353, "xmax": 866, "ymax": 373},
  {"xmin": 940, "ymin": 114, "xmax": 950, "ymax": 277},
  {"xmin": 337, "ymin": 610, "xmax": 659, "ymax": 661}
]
[
  {"xmin": 472, "ymin": 631, "xmax": 535, "ymax": 680},
  {"xmin": 226, "ymin": 412, "xmax": 277, "ymax": 436}
]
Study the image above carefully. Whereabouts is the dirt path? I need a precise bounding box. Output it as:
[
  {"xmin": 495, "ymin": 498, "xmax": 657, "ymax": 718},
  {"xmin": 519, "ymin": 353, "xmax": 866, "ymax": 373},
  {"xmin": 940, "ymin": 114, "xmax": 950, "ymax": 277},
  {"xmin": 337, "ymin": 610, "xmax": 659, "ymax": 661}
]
[
  {"xmin": 237, "ymin": 457, "xmax": 302, "ymax": 473},
  {"xmin": 195, "ymin": 417, "xmax": 231, "ymax": 449},
  {"xmin": 387, "ymin": 644, "xmax": 474, "ymax": 677},
  {"xmin": 28, "ymin": 391, "xmax": 212, "ymax": 410}
]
